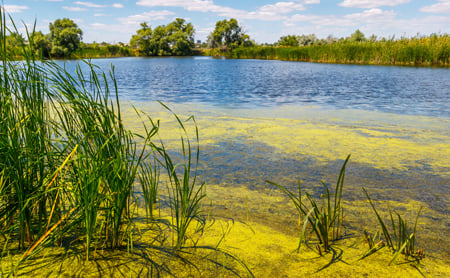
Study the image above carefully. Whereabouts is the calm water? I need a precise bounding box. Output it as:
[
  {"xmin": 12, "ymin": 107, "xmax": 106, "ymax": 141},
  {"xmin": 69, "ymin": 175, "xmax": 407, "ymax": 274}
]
[
  {"xmin": 54, "ymin": 57, "xmax": 450, "ymax": 256},
  {"xmin": 60, "ymin": 57, "xmax": 450, "ymax": 117}
]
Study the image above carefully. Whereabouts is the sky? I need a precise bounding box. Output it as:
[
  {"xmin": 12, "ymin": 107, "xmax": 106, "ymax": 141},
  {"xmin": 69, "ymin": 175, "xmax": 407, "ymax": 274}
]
[{"xmin": 2, "ymin": 1, "xmax": 450, "ymax": 44}]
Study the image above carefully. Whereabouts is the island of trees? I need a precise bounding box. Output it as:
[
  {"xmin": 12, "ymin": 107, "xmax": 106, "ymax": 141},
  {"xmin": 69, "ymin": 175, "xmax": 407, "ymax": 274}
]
[{"xmin": 4, "ymin": 16, "xmax": 449, "ymax": 66}]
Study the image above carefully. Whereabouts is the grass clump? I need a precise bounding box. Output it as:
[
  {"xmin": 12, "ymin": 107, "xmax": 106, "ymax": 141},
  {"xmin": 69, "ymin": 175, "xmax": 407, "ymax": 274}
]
[
  {"xmin": 154, "ymin": 103, "xmax": 207, "ymax": 251},
  {"xmin": 0, "ymin": 10, "xmax": 217, "ymax": 275},
  {"xmin": 362, "ymin": 187, "xmax": 424, "ymax": 265},
  {"xmin": 266, "ymin": 154, "xmax": 350, "ymax": 254}
]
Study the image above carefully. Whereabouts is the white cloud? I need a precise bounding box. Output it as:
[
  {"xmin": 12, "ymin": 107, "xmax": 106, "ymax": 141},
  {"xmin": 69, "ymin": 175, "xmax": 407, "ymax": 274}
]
[
  {"xmin": 288, "ymin": 9, "xmax": 396, "ymax": 27},
  {"xmin": 74, "ymin": 2, "xmax": 106, "ymax": 8},
  {"xmin": 3, "ymin": 5, "xmax": 29, "ymax": 13},
  {"xmin": 339, "ymin": 0, "xmax": 410, "ymax": 9},
  {"xmin": 91, "ymin": 23, "xmax": 107, "ymax": 29},
  {"xmin": 137, "ymin": 0, "xmax": 210, "ymax": 10},
  {"xmin": 94, "ymin": 13, "xmax": 106, "ymax": 17},
  {"xmin": 112, "ymin": 4, "xmax": 124, "ymax": 8},
  {"xmin": 63, "ymin": 6, "xmax": 88, "ymax": 12},
  {"xmin": 284, "ymin": 8, "xmax": 449, "ymax": 40},
  {"xmin": 119, "ymin": 10, "xmax": 176, "ymax": 25},
  {"xmin": 258, "ymin": 2, "xmax": 306, "ymax": 14},
  {"xmin": 420, "ymin": 0, "xmax": 450, "ymax": 13},
  {"xmin": 137, "ymin": 0, "xmax": 316, "ymax": 21}
]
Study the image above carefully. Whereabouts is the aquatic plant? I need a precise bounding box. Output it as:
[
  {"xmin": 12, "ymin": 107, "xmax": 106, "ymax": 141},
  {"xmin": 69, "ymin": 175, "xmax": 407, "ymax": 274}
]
[
  {"xmin": 154, "ymin": 103, "xmax": 207, "ymax": 250},
  {"xmin": 0, "ymin": 10, "xmax": 182, "ymax": 265},
  {"xmin": 266, "ymin": 155, "xmax": 350, "ymax": 254},
  {"xmin": 362, "ymin": 187, "xmax": 424, "ymax": 264},
  {"xmin": 139, "ymin": 158, "xmax": 160, "ymax": 221},
  {"xmin": 0, "ymin": 12, "xmax": 253, "ymax": 277}
]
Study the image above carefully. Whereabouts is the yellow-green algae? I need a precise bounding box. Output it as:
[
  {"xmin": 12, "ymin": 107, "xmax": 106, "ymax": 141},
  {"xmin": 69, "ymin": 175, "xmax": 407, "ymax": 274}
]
[{"xmin": 3, "ymin": 101, "xmax": 449, "ymax": 277}]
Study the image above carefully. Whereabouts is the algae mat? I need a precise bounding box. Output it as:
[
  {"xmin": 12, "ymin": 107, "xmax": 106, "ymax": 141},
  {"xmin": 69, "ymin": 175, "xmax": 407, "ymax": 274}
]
[
  {"xmin": 4, "ymin": 101, "xmax": 448, "ymax": 277},
  {"xmin": 126, "ymin": 101, "xmax": 449, "ymax": 276}
]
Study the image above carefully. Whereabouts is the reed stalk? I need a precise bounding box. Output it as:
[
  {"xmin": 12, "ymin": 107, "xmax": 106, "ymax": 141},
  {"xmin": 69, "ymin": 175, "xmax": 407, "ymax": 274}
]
[
  {"xmin": 266, "ymin": 155, "xmax": 350, "ymax": 254},
  {"xmin": 362, "ymin": 187, "xmax": 423, "ymax": 264}
]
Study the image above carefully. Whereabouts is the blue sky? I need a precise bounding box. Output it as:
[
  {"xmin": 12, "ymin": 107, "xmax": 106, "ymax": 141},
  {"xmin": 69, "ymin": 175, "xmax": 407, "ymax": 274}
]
[{"xmin": 3, "ymin": 1, "xmax": 450, "ymax": 44}]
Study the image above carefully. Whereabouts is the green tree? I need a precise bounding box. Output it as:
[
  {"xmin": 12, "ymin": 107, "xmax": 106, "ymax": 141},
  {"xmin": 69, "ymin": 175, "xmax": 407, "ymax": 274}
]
[
  {"xmin": 166, "ymin": 18, "xmax": 195, "ymax": 56},
  {"xmin": 278, "ymin": 35, "xmax": 298, "ymax": 46},
  {"xmin": 349, "ymin": 29, "xmax": 366, "ymax": 42},
  {"xmin": 130, "ymin": 22, "xmax": 154, "ymax": 55},
  {"xmin": 49, "ymin": 18, "xmax": 83, "ymax": 57},
  {"xmin": 5, "ymin": 32, "xmax": 25, "ymax": 56},
  {"xmin": 210, "ymin": 18, "xmax": 250, "ymax": 49},
  {"xmin": 130, "ymin": 18, "xmax": 195, "ymax": 56},
  {"xmin": 30, "ymin": 31, "xmax": 51, "ymax": 58},
  {"xmin": 297, "ymin": 34, "xmax": 318, "ymax": 46}
]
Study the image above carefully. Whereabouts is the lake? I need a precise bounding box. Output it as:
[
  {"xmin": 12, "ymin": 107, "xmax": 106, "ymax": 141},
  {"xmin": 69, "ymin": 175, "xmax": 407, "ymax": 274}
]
[
  {"xmin": 68, "ymin": 57, "xmax": 449, "ymax": 117},
  {"xmin": 60, "ymin": 57, "xmax": 449, "ymax": 259}
]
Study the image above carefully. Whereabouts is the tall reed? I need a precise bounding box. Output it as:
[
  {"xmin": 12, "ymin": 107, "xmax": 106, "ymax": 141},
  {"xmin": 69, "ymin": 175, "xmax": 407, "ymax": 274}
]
[
  {"xmin": 266, "ymin": 155, "xmax": 350, "ymax": 254},
  {"xmin": 154, "ymin": 103, "xmax": 206, "ymax": 250},
  {"xmin": 0, "ymin": 10, "xmax": 159, "ymax": 264},
  {"xmin": 231, "ymin": 34, "xmax": 450, "ymax": 66}
]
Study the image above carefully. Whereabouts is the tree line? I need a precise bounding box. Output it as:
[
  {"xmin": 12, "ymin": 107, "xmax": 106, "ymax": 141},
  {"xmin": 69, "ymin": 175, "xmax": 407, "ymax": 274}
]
[
  {"xmin": 4, "ymin": 16, "xmax": 449, "ymax": 66},
  {"xmin": 4, "ymin": 17, "xmax": 253, "ymax": 59}
]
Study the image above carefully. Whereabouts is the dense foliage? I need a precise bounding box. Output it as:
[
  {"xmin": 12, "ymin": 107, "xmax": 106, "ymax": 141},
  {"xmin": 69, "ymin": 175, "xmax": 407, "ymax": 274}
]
[
  {"xmin": 207, "ymin": 18, "xmax": 253, "ymax": 49},
  {"xmin": 49, "ymin": 18, "xmax": 83, "ymax": 57},
  {"xmin": 130, "ymin": 18, "xmax": 195, "ymax": 56}
]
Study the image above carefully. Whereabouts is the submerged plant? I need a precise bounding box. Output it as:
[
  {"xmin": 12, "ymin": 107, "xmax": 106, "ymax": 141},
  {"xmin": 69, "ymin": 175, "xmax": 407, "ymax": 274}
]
[
  {"xmin": 362, "ymin": 187, "xmax": 424, "ymax": 264},
  {"xmin": 266, "ymin": 154, "xmax": 350, "ymax": 254}
]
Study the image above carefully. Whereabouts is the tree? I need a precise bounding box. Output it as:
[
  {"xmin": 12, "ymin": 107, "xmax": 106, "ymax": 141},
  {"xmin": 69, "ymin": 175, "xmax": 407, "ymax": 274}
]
[
  {"xmin": 30, "ymin": 31, "xmax": 51, "ymax": 58},
  {"xmin": 49, "ymin": 18, "xmax": 83, "ymax": 57},
  {"xmin": 349, "ymin": 29, "xmax": 366, "ymax": 42},
  {"xmin": 166, "ymin": 18, "xmax": 195, "ymax": 56},
  {"xmin": 130, "ymin": 18, "xmax": 195, "ymax": 56},
  {"xmin": 210, "ymin": 18, "xmax": 250, "ymax": 49},
  {"xmin": 277, "ymin": 35, "xmax": 298, "ymax": 46},
  {"xmin": 130, "ymin": 22, "xmax": 154, "ymax": 55},
  {"xmin": 5, "ymin": 32, "xmax": 25, "ymax": 56},
  {"xmin": 297, "ymin": 34, "xmax": 318, "ymax": 46}
]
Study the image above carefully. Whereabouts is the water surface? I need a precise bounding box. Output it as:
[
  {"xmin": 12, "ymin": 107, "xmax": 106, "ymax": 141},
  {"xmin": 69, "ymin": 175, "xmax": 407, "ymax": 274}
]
[
  {"xmin": 62, "ymin": 57, "xmax": 449, "ymax": 117},
  {"xmin": 61, "ymin": 57, "xmax": 449, "ymax": 256}
]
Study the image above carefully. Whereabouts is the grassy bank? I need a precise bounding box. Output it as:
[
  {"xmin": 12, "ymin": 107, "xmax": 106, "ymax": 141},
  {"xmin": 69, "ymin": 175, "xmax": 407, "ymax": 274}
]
[
  {"xmin": 229, "ymin": 34, "xmax": 450, "ymax": 66},
  {"xmin": 73, "ymin": 44, "xmax": 134, "ymax": 59}
]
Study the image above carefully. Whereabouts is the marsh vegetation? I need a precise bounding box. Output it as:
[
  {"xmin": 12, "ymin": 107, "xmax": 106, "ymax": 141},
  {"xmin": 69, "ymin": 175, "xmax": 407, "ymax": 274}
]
[{"xmin": 1, "ymin": 15, "xmax": 449, "ymax": 278}]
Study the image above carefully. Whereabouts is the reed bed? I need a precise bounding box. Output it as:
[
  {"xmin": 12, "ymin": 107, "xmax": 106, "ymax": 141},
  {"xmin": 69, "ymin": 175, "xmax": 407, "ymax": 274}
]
[
  {"xmin": 0, "ymin": 13, "xmax": 210, "ymax": 275},
  {"xmin": 231, "ymin": 34, "xmax": 450, "ymax": 66}
]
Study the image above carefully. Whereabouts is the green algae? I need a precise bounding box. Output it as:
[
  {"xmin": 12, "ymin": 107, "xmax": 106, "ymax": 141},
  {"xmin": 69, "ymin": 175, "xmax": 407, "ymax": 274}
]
[{"xmin": 3, "ymin": 101, "xmax": 449, "ymax": 277}]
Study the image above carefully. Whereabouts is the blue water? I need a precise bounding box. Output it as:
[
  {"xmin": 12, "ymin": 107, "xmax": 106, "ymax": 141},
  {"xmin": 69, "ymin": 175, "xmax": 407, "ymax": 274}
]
[
  {"xmin": 56, "ymin": 57, "xmax": 450, "ymax": 255},
  {"xmin": 59, "ymin": 57, "xmax": 450, "ymax": 118}
]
